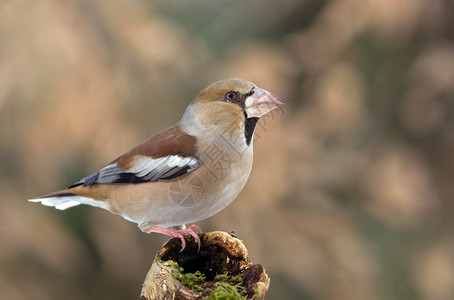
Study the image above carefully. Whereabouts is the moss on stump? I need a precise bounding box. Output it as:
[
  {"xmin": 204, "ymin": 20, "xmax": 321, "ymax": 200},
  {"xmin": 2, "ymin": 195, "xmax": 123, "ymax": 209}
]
[{"xmin": 139, "ymin": 231, "xmax": 270, "ymax": 300}]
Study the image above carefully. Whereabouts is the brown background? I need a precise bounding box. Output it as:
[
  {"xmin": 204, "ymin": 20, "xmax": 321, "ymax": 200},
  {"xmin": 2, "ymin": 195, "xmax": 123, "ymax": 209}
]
[{"xmin": 1, "ymin": 0, "xmax": 454, "ymax": 299}]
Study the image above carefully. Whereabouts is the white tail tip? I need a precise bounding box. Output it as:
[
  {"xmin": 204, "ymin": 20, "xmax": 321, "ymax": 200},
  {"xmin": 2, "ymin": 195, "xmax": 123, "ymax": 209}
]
[
  {"xmin": 28, "ymin": 197, "xmax": 82, "ymax": 210},
  {"xmin": 29, "ymin": 195, "xmax": 108, "ymax": 211}
]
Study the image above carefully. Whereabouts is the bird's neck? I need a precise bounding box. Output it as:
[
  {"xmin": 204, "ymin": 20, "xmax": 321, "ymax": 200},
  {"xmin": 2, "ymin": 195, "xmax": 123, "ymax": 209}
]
[{"xmin": 180, "ymin": 103, "xmax": 252, "ymax": 153}]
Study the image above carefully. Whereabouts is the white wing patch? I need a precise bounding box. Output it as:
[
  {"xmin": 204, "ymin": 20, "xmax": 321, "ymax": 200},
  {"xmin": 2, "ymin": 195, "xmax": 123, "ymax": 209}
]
[
  {"xmin": 128, "ymin": 155, "xmax": 199, "ymax": 180},
  {"xmin": 129, "ymin": 156, "xmax": 169, "ymax": 176}
]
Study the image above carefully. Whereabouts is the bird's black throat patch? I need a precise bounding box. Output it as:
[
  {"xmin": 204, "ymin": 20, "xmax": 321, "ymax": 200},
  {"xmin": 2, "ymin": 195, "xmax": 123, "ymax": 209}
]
[{"xmin": 244, "ymin": 117, "xmax": 259, "ymax": 145}]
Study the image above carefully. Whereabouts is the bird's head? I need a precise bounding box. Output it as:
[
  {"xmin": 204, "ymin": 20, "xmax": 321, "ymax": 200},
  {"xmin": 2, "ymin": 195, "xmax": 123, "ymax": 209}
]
[{"xmin": 180, "ymin": 78, "xmax": 284, "ymax": 148}]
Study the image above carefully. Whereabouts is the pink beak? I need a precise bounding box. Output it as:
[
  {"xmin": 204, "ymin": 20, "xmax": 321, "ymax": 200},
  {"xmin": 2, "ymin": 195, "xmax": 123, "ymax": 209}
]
[{"xmin": 244, "ymin": 87, "xmax": 284, "ymax": 118}]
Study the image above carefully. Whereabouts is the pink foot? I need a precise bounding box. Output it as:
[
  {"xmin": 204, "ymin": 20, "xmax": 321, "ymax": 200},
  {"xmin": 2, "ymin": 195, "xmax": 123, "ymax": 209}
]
[{"xmin": 146, "ymin": 224, "xmax": 202, "ymax": 252}]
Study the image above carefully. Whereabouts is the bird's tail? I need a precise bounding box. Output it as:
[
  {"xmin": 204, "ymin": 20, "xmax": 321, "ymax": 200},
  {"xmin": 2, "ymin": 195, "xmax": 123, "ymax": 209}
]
[
  {"xmin": 29, "ymin": 187, "xmax": 111, "ymax": 211},
  {"xmin": 28, "ymin": 190, "xmax": 86, "ymax": 210}
]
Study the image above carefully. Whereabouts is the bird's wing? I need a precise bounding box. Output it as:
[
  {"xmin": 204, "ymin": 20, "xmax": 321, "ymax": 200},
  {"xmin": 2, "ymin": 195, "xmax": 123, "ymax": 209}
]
[{"xmin": 69, "ymin": 124, "xmax": 200, "ymax": 188}]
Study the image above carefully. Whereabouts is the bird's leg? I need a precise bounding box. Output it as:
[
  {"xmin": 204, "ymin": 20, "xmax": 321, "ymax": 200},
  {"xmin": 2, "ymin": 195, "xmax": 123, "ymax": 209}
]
[{"xmin": 145, "ymin": 224, "xmax": 202, "ymax": 252}]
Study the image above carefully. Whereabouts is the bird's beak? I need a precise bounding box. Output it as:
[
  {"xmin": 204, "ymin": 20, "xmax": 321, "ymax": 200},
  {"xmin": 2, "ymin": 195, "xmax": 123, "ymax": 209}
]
[{"xmin": 244, "ymin": 87, "xmax": 284, "ymax": 118}]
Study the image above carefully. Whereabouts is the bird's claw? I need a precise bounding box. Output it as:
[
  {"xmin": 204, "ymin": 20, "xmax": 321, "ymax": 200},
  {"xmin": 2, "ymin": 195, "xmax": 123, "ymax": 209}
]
[
  {"xmin": 146, "ymin": 224, "xmax": 201, "ymax": 252},
  {"xmin": 176, "ymin": 224, "xmax": 201, "ymax": 252}
]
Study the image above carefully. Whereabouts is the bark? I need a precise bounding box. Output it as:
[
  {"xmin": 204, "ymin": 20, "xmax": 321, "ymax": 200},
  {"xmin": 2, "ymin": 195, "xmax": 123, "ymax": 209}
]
[{"xmin": 139, "ymin": 231, "xmax": 270, "ymax": 300}]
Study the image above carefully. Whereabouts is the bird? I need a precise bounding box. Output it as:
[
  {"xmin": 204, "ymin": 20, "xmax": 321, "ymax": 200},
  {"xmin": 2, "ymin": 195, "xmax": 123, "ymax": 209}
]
[{"xmin": 29, "ymin": 78, "xmax": 284, "ymax": 251}]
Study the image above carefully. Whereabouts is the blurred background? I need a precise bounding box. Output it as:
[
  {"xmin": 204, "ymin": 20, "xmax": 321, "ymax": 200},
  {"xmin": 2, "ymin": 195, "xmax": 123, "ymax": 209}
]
[{"xmin": 1, "ymin": 0, "xmax": 454, "ymax": 299}]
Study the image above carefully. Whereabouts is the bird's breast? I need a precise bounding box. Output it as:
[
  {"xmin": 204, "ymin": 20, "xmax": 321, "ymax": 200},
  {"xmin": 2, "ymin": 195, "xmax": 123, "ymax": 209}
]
[{"xmin": 195, "ymin": 144, "xmax": 253, "ymax": 216}]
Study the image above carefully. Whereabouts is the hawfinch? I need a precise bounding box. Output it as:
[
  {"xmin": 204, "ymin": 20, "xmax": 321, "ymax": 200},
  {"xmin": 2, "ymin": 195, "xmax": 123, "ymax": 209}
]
[{"xmin": 30, "ymin": 78, "xmax": 284, "ymax": 250}]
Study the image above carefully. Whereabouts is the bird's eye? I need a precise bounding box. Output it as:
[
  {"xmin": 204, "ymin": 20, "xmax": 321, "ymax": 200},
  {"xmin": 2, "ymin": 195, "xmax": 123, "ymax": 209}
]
[{"xmin": 225, "ymin": 91, "xmax": 237, "ymax": 101}]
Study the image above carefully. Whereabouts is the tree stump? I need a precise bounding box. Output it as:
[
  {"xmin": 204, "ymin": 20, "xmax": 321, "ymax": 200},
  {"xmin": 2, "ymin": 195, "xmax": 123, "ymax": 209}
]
[{"xmin": 139, "ymin": 231, "xmax": 270, "ymax": 300}]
